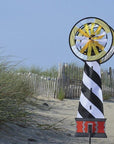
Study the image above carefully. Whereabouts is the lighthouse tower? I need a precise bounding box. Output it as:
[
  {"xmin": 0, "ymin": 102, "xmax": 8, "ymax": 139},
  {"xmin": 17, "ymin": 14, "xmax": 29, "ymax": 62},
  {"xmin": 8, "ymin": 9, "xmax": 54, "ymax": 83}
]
[
  {"xmin": 69, "ymin": 17, "xmax": 114, "ymax": 139},
  {"xmin": 76, "ymin": 61, "xmax": 106, "ymax": 137}
]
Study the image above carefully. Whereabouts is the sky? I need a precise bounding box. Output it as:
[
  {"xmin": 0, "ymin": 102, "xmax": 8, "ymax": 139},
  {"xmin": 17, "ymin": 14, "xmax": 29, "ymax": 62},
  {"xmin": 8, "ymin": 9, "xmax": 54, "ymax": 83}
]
[{"xmin": 0, "ymin": 0, "xmax": 114, "ymax": 70}]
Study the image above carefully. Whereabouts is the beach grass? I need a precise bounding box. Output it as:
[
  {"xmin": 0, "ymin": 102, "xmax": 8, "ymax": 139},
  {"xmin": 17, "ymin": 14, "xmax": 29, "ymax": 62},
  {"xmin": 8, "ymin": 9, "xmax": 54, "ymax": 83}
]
[{"xmin": 0, "ymin": 59, "xmax": 34, "ymax": 123}]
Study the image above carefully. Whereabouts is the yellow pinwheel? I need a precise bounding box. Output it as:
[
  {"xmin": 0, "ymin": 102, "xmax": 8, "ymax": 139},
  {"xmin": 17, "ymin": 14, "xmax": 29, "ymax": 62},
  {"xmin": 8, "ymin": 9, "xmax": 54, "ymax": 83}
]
[
  {"xmin": 75, "ymin": 24, "xmax": 107, "ymax": 57},
  {"xmin": 69, "ymin": 17, "xmax": 113, "ymax": 62}
]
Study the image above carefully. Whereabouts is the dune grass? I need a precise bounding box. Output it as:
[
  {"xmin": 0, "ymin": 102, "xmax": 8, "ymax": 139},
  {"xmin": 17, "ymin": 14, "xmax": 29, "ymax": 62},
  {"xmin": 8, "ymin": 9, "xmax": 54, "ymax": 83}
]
[{"xmin": 0, "ymin": 62, "xmax": 34, "ymax": 123}]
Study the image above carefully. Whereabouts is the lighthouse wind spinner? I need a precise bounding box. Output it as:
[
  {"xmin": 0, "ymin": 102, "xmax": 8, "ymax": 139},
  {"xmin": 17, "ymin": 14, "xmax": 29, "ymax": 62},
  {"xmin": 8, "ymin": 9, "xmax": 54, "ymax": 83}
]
[{"xmin": 69, "ymin": 17, "xmax": 114, "ymax": 140}]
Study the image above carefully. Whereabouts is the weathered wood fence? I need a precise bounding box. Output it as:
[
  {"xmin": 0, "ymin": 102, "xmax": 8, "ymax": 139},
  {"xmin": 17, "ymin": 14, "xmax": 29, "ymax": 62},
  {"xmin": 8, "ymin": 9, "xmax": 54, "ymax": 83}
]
[
  {"xmin": 36, "ymin": 76, "xmax": 57, "ymax": 97},
  {"xmin": 57, "ymin": 63, "xmax": 83, "ymax": 99},
  {"xmin": 24, "ymin": 64, "xmax": 114, "ymax": 99},
  {"xmin": 102, "ymin": 67, "xmax": 114, "ymax": 98}
]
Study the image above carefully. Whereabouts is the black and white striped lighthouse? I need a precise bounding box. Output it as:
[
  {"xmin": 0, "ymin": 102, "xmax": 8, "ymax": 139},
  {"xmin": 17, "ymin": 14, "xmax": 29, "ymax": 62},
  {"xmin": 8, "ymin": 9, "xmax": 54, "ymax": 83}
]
[
  {"xmin": 76, "ymin": 61, "xmax": 107, "ymax": 137},
  {"xmin": 69, "ymin": 17, "xmax": 114, "ymax": 140}
]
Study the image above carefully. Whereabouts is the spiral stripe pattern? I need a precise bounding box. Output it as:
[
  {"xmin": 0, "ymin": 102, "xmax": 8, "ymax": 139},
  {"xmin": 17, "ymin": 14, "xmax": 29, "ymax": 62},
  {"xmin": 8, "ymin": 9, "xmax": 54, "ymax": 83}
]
[{"xmin": 77, "ymin": 61, "xmax": 104, "ymax": 119}]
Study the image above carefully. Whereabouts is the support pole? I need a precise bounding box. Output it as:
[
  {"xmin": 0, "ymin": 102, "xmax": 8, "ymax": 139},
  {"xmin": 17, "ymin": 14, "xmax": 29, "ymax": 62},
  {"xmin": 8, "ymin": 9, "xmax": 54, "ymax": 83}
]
[{"xmin": 88, "ymin": 124, "xmax": 92, "ymax": 144}]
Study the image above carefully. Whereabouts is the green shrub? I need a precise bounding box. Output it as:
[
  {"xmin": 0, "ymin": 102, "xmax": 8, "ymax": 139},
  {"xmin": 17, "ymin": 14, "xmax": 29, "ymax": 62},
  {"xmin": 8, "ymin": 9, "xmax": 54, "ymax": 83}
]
[
  {"xmin": 103, "ymin": 91, "xmax": 112, "ymax": 101},
  {"xmin": 57, "ymin": 88, "xmax": 65, "ymax": 101}
]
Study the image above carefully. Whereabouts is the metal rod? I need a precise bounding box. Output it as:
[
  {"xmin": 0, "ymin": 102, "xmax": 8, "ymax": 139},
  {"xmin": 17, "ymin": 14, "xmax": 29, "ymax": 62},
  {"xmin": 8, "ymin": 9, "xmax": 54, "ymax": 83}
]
[
  {"xmin": 89, "ymin": 131, "xmax": 91, "ymax": 144},
  {"xmin": 88, "ymin": 124, "xmax": 92, "ymax": 144}
]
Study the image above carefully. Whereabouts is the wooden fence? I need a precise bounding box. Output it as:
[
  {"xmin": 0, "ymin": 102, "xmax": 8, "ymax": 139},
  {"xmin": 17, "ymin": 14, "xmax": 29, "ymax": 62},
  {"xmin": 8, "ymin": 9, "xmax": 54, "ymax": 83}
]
[
  {"xmin": 24, "ymin": 64, "xmax": 114, "ymax": 99},
  {"xmin": 36, "ymin": 76, "xmax": 57, "ymax": 97},
  {"xmin": 57, "ymin": 63, "xmax": 83, "ymax": 99},
  {"xmin": 102, "ymin": 68, "xmax": 114, "ymax": 98}
]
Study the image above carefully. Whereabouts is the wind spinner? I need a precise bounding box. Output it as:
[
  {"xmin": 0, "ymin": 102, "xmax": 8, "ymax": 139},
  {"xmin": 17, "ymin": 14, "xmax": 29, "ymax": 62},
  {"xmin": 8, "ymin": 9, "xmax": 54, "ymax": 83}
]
[{"xmin": 69, "ymin": 17, "xmax": 114, "ymax": 141}]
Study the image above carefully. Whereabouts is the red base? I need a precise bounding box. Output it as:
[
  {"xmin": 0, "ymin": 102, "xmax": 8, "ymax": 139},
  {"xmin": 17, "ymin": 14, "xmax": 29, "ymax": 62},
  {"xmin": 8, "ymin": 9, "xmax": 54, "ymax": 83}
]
[{"xmin": 75, "ymin": 118, "xmax": 107, "ymax": 138}]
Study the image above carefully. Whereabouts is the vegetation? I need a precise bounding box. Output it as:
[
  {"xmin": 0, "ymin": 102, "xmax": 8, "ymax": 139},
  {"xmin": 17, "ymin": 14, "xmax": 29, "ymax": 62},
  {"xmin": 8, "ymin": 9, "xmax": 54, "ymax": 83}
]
[
  {"xmin": 0, "ymin": 54, "xmax": 113, "ymax": 123},
  {"xmin": 0, "ymin": 55, "xmax": 58, "ymax": 123},
  {"xmin": 57, "ymin": 88, "xmax": 65, "ymax": 101},
  {"xmin": 103, "ymin": 91, "xmax": 112, "ymax": 101},
  {"xmin": 16, "ymin": 65, "xmax": 58, "ymax": 78},
  {"xmin": 0, "ymin": 59, "xmax": 34, "ymax": 123},
  {"xmin": 41, "ymin": 66, "xmax": 58, "ymax": 77}
]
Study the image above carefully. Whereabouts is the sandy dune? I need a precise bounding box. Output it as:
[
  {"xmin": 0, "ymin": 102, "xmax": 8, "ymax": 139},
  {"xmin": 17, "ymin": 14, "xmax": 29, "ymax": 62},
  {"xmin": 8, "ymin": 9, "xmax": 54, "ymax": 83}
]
[{"xmin": 0, "ymin": 96, "xmax": 114, "ymax": 144}]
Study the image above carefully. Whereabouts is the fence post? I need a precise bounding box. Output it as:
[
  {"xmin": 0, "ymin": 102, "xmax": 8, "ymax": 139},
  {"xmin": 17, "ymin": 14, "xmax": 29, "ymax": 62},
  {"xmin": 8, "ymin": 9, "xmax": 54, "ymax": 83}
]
[
  {"xmin": 57, "ymin": 64, "xmax": 65, "ymax": 98},
  {"xmin": 109, "ymin": 67, "xmax": 113, "ymax": 97}
]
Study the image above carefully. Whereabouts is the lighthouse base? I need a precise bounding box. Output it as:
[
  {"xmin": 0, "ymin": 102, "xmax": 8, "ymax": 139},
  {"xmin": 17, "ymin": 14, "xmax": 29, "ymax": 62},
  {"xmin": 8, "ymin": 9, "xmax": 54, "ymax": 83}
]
[{"xmin": 75, "ymin": 118, "xmax": 107, "ymax": 138}]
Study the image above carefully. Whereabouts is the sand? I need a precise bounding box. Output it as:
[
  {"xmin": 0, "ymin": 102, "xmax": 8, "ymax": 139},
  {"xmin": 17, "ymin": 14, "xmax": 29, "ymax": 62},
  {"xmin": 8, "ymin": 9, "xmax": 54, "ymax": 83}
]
[{"xmin": 0, "ymin": 96, "xmax": 114, "ymax": 144}]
